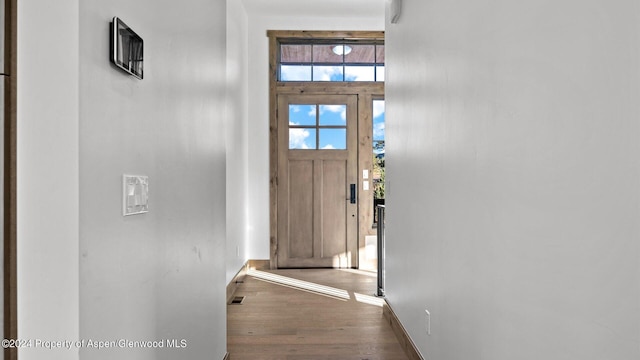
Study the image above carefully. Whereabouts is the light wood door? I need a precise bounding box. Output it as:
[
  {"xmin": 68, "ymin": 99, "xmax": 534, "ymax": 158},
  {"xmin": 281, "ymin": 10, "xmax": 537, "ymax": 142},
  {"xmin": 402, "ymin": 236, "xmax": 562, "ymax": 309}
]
[{"xmin": 277, "ymin": 94, "xmax": 358, "ymax": 268}]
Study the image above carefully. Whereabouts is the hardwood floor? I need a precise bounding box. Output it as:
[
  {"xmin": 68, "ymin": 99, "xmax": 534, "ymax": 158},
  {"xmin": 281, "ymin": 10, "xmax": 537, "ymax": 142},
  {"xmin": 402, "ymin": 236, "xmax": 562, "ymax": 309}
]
[{"xmin": 227, "ymin": 268, "xmax": 408, "ymax": 360}]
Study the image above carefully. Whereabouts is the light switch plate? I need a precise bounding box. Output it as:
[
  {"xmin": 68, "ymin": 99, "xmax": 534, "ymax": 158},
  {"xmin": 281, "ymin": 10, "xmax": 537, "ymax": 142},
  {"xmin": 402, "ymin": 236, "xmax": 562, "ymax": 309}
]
[{"xmin": 123, "ymin": 174, "xmax": 149, "ymax": 216}]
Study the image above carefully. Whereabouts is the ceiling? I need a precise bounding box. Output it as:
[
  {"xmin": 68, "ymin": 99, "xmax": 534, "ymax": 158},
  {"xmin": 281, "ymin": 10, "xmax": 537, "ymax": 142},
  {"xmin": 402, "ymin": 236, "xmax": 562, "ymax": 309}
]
[{"xmin": 240, "ymin": 0, "xmax": 385, "ymax": 18}]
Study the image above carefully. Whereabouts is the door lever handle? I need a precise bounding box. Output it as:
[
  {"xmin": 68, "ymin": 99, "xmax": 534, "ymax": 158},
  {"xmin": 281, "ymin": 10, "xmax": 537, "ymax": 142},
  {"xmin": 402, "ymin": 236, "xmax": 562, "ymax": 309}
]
[{"xmin": 349, "ymin": 184, "xmax": 356, "ymax": 204}]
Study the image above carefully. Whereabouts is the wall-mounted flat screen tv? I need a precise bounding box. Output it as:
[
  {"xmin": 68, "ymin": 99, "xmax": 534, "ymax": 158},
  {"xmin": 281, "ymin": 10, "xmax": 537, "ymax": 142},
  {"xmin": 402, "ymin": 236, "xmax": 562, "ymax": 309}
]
[{"xmin": 110, "ymin": 17, "xmax": 143, "ymax": 79}]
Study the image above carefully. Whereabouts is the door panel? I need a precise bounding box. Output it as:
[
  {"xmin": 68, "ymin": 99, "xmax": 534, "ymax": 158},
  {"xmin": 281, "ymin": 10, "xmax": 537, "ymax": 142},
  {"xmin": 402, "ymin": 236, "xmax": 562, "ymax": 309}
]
[
  {"xmin": 321, "ymin": 160, "xmax": 347, "ymax": 258},
  {"xmin": 277, "ymin": 94, "xmax": 358, "ymax": 268},
  {"xmin": 288, "ymin": 160, "xmax": 314, "ymax": 258}
]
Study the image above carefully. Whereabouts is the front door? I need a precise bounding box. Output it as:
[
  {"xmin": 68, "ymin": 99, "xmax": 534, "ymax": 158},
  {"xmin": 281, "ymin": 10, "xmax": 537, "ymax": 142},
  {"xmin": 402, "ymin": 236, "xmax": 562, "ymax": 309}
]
[{"xmin": 277, "ymin": 94, "xmax": 358, "ymax": 268}]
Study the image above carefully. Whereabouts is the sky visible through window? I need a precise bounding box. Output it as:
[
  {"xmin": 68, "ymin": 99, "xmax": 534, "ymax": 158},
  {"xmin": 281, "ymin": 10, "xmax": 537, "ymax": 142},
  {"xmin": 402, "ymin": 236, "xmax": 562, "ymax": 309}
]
[
  {"xmin": 288, "ymin": 102, "xmax": 385, "ymax": 151},
  {"xmin": 373, "ymin": 100, "xmax": 385, "ymax": 154},
  {"xmin": 282, "ymin": 65, "xmax": 384, "ymax": 82},
  {"xmin": 289, "ymin": 104, "xmax": 347, "ymax": 150}
]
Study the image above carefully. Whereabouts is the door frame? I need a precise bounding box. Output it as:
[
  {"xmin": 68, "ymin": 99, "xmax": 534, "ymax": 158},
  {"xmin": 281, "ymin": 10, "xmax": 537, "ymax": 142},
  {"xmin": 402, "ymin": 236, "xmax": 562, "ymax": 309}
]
[
  {"xmin": 268, "ymin": 30, "xmax": 384, "ymax": 269},
  {"xmin": 3, "ymin": 0, "xmax": 17, "ymax": 359}
]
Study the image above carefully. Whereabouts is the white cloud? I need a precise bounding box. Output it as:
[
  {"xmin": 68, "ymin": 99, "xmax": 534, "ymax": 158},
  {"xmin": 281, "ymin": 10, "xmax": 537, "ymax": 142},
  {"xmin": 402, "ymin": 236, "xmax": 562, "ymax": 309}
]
[
  {"xmin": 290, "ymin": 129, "xmax": 311, "ymax": 149},
  {"xmin": 376, "ymin": 66, "xmax": 385, "ymax": 81},
  {"xmin": 373, "ymin": 100, "xmax": 385, "ymax": 119},
  {"xmin": 313, "ymin": 66, "xmax": 342, "ymax": 81},
  {"xmin": 291, "ymin": 104, "xmax": 315, "ymax": 117},
  {"xmin": 281, "ymin": 66, "xmax": 311, "ymax": 81},
  {"xmin": 320, "ymin": 105, "xmax": 346, "ymax": 121},
  {"xmin": 345, "ymin": 66, "xmax": 375, "ymax": 81},
  {"xmin": 373, "ymin": 122, "xmax": 385, "ymax": 139},
  {"xmin": 289, "ymin": 121, "xmax": 312, "ymax": 149},
  {"xmin": 322, "ymin": 144, "xmax": 335, "ymax": 150}
]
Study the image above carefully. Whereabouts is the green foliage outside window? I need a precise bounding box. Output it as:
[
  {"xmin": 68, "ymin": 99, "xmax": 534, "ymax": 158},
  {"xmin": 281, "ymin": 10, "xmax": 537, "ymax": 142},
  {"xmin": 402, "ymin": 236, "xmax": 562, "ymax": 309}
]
[{"xmin": 373, "ymin": 140, "xmax": 385, "ymax": 200}]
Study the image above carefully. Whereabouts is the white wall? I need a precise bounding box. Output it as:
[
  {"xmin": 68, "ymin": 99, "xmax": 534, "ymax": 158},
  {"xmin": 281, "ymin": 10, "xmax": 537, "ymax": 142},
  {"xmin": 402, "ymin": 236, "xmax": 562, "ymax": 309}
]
[
  {"xmin": 242, "ymin": 2, "xmax": 385, "ymax": 259},
  {"xmin": 226, "ymin": 0, "xmax": 250, "ymax": 283},
  {"xmin": 0, "ymin": 78, "xmax": 3, "ymax": 345},
  {"xmin": 79, "ymin": 1, "xmax": 227, "ymax": 359},
  {"xmin": 17, "ymin": 0, "xmax": 80, "ymax": 359},
  {"xmin": 385, "ymin": 1, "xmax": 640, "ymax": 359},
  {"xmin": 0, "ymin": 0, "xmax": 5, "ymax": 335}
]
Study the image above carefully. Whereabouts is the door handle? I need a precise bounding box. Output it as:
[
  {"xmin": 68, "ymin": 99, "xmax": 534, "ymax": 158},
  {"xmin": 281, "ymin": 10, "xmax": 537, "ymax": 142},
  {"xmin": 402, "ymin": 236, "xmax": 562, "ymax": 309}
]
[{"xmin": 350, "ymin": 184, "xmax": 356, "ymax": 204}]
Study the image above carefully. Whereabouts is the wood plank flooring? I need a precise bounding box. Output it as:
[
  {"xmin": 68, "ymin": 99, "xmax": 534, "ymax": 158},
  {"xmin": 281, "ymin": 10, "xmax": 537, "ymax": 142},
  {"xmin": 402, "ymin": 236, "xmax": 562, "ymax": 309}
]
[{"xmin": 227, "ymin": 268, "xmax": 408, "ymax": 360}]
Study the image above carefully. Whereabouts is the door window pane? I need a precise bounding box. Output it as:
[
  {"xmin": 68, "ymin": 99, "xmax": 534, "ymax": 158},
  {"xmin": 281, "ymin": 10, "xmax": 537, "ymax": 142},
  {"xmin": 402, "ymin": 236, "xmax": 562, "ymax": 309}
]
[
  {"xmin": 289, "ymin": 104, "xmax": 316, "ymax": 126},
  {"xmin": 289, "ymin": 103, "xmax": 348, "ymax": 150},
  {"xmin": 319, "ymin": 129, "xmax": 346, "ymax": 150},
  {"xmin": 289, "ymin": 128, "xmax": 316, "ymax": 149},
  {"xmin": 319, "ymin": 105, "xmax": 346, "ymax": 125}
]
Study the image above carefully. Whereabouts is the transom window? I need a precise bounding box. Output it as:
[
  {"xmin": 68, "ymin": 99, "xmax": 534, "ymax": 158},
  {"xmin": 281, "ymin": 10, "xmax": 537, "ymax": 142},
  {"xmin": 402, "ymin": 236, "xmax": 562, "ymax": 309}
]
[
  {"xmin": 289, "ymin": 104, "xmax": 347, "ymax": 149},
  {"xmin": 279, "ymin": 42, "xmax": 384, "ymax": 82}
]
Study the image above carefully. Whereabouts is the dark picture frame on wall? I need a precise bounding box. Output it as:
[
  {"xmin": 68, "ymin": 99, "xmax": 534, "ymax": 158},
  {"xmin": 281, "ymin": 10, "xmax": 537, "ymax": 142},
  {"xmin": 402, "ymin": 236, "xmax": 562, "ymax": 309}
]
[{"xmin": 110, "ymin": 17, "xmax": 144, "ymax": 79}]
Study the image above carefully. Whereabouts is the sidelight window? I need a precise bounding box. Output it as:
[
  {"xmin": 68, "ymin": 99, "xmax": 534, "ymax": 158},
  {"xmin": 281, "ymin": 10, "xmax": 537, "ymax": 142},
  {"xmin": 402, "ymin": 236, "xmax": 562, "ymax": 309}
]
[{"xmin": 372, "ymin": 99, "xmax": 385, "ymax": 223}]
